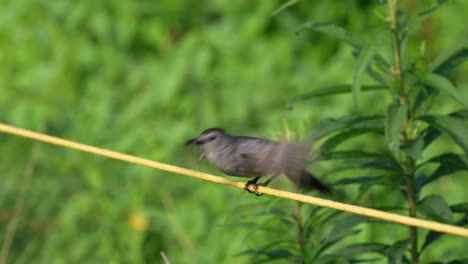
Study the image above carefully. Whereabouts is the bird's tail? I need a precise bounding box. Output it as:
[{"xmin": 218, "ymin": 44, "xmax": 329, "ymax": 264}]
[{"xmin": 286, "ymin": 169, "xmax": 332, "ymax": 194}]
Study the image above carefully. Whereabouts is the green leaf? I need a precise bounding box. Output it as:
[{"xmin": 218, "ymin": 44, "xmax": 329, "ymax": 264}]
[
  {"xmin": 326, "ymin": 214, "xmax": 368, "ymax": 242},
  {"xmin": 263, "ymin": 249, "xmax": 292, "ymax": 259},
  {"xmin": 322, "ymin": 151, "xmax": 388, "ymax": 160},
  {"xmin": 425, "ymin": 154, "xmax": 468, "ymax": 184},
  {"xmin": 353, "ymin": 47, "xmax": 377, "ymax": 109},
  {"xmin": 419, "ymin": 110, "xmax": 467, "ymax": 149},
  {"xmin": 386, "ymin": 239, "xmax": 410, "ymax": 264},
  {"xmin": 234, "ymin": 241, "xmax": 291, "ymax": 259},
  {"xmin": 366, "ymin": 63, "xmax": 390, "ymax": 86},
  {"xmin": 298, "ymin": 22, "xmax": 365, "ymax": 48},
  {"xmin": 421, "ymin": 229, "xmax": 443, "ymax": 253},
  {"xmin": 412, "ymin": 81, "xmax": 438, "ymax": 113},
  {"xmin": 315, "ymin": 230, "xmax": 362, "ymax": 259},
  {"xmin": 452, "ymin": 109, "xmax": 468, "ymax": 119},
  {"xmin": 320, "ymin": 127, "xmax": 383, "ymax": 153},
  {"xmin": 400, "ymin": 134, "xmax": 425, "ymax": 160},
  {"xmin": 419, "ymin": 115, "xmax": 468, "ymax": 152},
  {"xmin": 325, "ymin": 159, "xmax": 403, "ymax": 174},
  {"xmin": 451, "ymin": 203, "xmax": 468, "ymax": 214},
  {"xmin": 298, "ymin": 22, "xmax": 390, "ymax": 69},
  {"xmin": 288, "ymin": 85, "xmax": 386, "ymax": 108},
  {"xmin": 421, "ymin": 216, "xmax": 468, "ymax": 253},
  {"xmin": 418, "ymin": 73, "xmax": 468, "ymax": 108},
  {"xmin": 415, "ymin": 173, "xmax": 427, "ymax": 193},
  {"xmin": 447, "ymin": 259, "xmax": 468, "ymax": 264},
  {"xmin": 337, "ymin": 243, "xmax": 388, "ymax": 257},
  {"xmin": 311, "ymin": 114, "xmax": 384, "ymax": 140},
  {"xmin": 421, "ymin": 126, "xmax": 442, "ymax": 149},
  {"xmin": 385, "ymin": 103, "xmax": 408, "ymax": 155},
  {"xmin": 334, "ymin": 175, "xmax": 386, "ymax": 186},
  {"xmin": 420, "ymin": 40, "xmax": 427, "ymax": 57},
  {"xmin": 361, "ymin": 159, "xmax": 403, "ymax": 172},
  {"xmin": 251, "ymin": 208, "xmax": 295, "ymax": 226},
  {"xmin": 430, "ymin": 37, "xmax": 468, "ymax": 76},
  {"xmin": 271, "ymin": 0, "xmax": 298, "ymax": 16},
  {"xmin": 418, "ymin": 195, "xmax": 454, "ymax": 223}
]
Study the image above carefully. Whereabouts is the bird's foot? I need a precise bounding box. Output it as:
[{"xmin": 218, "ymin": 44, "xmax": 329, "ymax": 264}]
[{"xmin": 244, "ymin": 181, "xmax": 265, "ymax": 196}]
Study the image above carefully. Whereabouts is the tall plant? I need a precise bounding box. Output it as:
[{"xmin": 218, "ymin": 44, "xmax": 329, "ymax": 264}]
[{"xmin": 239, "ymin": 1, "xmax": 468, "ymax": 263}]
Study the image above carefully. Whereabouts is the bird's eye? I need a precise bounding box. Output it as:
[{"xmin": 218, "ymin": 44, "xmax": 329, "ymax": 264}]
[{"xmin": 209, "ymin": 136, "xmax": 217, "ymax": 141}]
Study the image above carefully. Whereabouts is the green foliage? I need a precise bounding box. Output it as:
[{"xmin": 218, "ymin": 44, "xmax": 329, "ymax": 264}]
[
  {"xmin": 235, "ymin": 1, "xmax": 468, "ymax": 263},
  {"xmin": 1, "ymin": 0, "xmax": 467, "ymax": 263}
]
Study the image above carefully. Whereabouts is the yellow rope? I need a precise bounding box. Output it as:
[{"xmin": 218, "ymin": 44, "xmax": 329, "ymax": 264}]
[{"xmin": 1, "ymin": 123, "xmax": 467, "ymax": 238}]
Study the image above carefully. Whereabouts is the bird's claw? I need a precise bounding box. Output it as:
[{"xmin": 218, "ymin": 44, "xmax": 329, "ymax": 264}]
[{"xmin": 244, "ymin": 181, "xmax": 265, "ymax": 196}]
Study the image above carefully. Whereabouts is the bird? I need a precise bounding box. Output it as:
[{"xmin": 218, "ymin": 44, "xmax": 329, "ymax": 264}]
[{"xmin": 185, "ymin": 128, "xmax": 331, "ymax": 196}]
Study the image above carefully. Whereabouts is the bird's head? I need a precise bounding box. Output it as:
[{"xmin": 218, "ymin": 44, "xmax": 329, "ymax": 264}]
[{"xmin": 185, "ymin": 128, "xmax": 228, "ymax": 148}]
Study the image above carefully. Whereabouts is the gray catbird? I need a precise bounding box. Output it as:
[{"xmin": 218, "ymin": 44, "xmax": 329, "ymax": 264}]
[{"xmin": 186, "ymin": 128, "xmax": 331, "ymax": 195}]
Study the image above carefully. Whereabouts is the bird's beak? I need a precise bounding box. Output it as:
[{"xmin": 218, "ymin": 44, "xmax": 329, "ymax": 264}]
[{"xmin": 185, "ymin": 138, "xmax": 200, "ymax": 146}]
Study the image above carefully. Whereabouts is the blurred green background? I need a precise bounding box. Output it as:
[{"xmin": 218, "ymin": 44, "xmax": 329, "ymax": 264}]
[{"xmin": 1, "ymin": 0, "xmax": 467, "ymax": 263}]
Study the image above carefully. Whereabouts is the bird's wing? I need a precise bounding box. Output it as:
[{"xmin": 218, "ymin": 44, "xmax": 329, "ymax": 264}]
[{"xmin": 232, "ymin": 138, "xmax": 270, "ymax": 175}]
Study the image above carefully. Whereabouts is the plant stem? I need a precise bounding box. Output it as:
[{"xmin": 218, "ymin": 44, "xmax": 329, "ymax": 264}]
[
  {"xmin": 405, "ymin": 159, "xmax": 419, "ymax": 264},
  {"xmin": 388, "ymin": 1, "xmax": 419, "ymax": 263},
  {"xmin": 0, "ymin": 140, "xmax": 39, "ymax": 264},
  {"xmin": 387, "ymin": 0, "xmax": 405, "ymax": 95},
  {"xmin": 402, "ymin": 101, "xmax": 419, "ymax": 264},
  {"xmin": 295, "ymin": 200, "xmax": 306, "ymax": 264}
]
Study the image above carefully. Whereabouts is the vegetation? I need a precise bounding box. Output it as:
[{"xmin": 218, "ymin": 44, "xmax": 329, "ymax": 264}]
[{"xmin": 1, "ymin": 1, "xmax": 467, "ymax": 263}]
